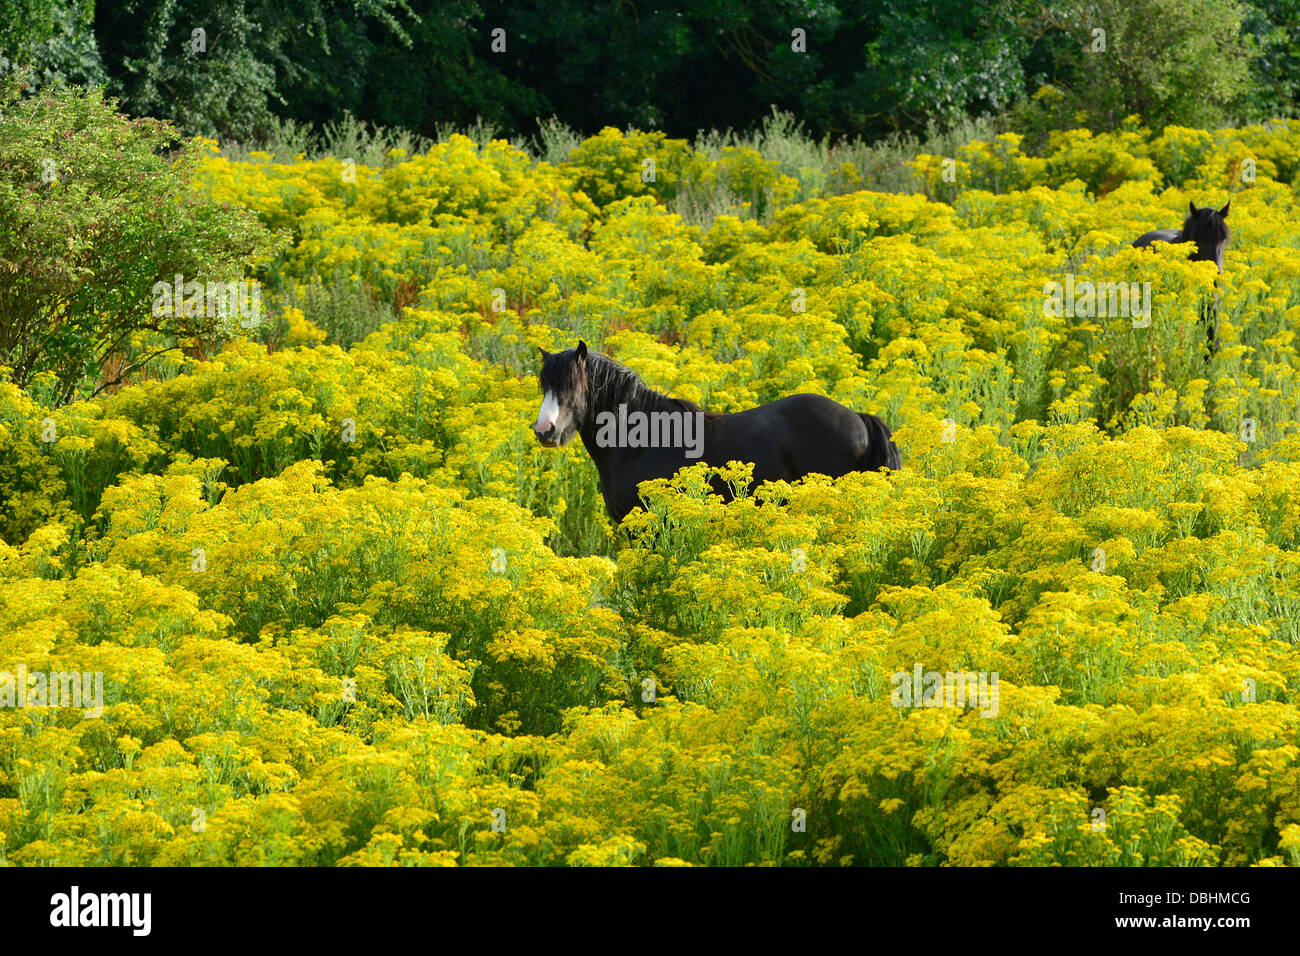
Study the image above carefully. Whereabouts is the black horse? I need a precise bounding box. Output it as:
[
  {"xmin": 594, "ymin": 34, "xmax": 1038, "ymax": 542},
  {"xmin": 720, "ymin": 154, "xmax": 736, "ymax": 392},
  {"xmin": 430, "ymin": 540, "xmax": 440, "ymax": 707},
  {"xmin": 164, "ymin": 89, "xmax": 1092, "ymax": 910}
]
[
  {"xmin": 1133, "ymin": 201, "xmax": 1230, "ymax": 351},
  {"xmin": 533, "ymin": 341, "xmax": 901, "ymax": 523}
]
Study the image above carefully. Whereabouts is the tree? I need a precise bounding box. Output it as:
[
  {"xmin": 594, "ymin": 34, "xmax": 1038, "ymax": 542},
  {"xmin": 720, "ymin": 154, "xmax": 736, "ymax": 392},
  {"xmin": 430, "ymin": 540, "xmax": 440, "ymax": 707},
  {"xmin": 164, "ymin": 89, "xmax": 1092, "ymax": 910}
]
[
  {"xmin": 1035, "ymin": 0, "xmax": 1255, "ymax": 131},
  {"xmin": 1239, "ymin": 0, "xmax": 1300, "ymax": 121},
  {"xmin": 92, "ymin": 0, "xmax": 418, "ymax": 144},
  {"xmin": 0, "ymin": 0, "xmax": 106, "ymax": 89},
  {"xmin": 0, "ymin": 75, "xmax": 286, "ymax": 404}
]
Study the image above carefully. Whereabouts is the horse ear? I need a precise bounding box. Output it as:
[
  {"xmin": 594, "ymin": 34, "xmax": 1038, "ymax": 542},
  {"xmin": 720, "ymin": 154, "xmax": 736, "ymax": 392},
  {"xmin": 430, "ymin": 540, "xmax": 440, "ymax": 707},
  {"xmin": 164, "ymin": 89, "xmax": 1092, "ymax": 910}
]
[
  {"xmin": 1218, "ymin": 201, "xmax": 1229, "ymax": 219},
  {"xmin": 575, "ymin": 340, "xmax": 588, "ymax": 363},
  {"xmin": 539, "ymin": 347, "xmax": 550, "ymax": 362},
  {"xmin": 1189, "ymin": 201, "xmax": 1198, "ymax": 215}
]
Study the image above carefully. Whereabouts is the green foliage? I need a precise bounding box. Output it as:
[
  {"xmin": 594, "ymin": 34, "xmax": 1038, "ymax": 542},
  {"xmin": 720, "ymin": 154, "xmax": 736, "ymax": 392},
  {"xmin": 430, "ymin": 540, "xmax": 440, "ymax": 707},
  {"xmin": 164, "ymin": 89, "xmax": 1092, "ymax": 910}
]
[
  {"xmin": 1031, "ymin": 0, "xmax": 1256, "ymax": 133},
  {"xmin": 0, "ymin": 0, "xmax": 105, "ymax": 88},
  {"xmin": 1239, "ymin": 1, "xmax": 1300, "ymax": 121},
  {"xmin": 7, "ymin": 1, "xmax": 1294, "ymax": 151},
  {"xmin": 92, "ymin": 0, "xmax": 417, "ymax": 143},
  {"xmin": 0, "ymin": 76, "xmax": 285, "ymax": 402}
]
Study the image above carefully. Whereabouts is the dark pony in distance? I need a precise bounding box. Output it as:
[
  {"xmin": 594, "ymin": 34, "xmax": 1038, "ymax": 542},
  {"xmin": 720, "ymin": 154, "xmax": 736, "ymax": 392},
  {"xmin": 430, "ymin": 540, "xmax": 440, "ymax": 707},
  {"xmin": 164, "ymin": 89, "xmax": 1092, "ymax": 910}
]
[
  {"xmin": 1133, "ymin": 201, "xmax": 1230, "ymax": 352},
  {"xmin": 534, "ymin": 342, "xmax": 901, "ymax": 523}
]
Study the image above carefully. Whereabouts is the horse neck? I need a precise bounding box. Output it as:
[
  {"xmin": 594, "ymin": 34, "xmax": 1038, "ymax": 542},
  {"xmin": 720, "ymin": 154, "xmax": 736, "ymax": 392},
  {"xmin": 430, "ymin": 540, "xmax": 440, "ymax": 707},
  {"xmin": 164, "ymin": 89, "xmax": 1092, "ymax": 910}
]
[
  {"xmin": 575, "ymin": 357, "xmax": 688, "ymax": 459},
  {"xmin": 1182, "ymin": 223, "xmax": 1225, "ymax": 269},
  {"xmin": 1185, "ymin": 230, "xmax": 1210, "ymax": 261}
]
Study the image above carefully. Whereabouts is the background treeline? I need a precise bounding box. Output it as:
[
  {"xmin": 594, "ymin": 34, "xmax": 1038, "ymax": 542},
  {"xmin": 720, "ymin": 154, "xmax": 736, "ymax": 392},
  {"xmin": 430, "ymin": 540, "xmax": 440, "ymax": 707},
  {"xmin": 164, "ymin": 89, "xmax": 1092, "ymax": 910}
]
[{"xmin": 2, "ymin": 0, "xmax": 1299, "ymax": 148}]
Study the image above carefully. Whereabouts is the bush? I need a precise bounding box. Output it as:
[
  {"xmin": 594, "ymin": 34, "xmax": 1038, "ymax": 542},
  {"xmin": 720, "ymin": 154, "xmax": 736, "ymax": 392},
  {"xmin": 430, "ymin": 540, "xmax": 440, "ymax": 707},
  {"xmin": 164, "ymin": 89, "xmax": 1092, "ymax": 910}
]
[{"xmin": 0, "ymin": 76, "xmax": 285, "ymax": 403}]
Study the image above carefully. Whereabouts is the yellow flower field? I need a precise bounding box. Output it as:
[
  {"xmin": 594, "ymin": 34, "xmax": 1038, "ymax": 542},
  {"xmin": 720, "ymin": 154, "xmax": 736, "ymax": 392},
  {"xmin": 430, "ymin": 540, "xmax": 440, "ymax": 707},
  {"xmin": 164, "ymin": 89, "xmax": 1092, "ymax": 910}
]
[{"xmin": 2, "ymin": 122, "xmax": 1299, "ymax": 866}]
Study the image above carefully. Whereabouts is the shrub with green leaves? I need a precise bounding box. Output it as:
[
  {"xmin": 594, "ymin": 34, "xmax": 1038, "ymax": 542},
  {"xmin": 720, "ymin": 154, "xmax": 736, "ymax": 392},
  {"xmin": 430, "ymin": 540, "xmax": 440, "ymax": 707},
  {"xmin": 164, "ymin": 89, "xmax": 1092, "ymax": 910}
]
[{"xmin": 0, "ymin": 75, "xmax": 285, "ymax": 403}]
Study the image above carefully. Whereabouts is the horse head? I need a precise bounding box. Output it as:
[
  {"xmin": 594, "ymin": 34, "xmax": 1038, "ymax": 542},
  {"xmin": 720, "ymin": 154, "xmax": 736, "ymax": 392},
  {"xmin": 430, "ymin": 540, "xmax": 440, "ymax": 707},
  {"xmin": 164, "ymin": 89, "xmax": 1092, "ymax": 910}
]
[
  {"xmin": 1182, "ymin": 201, "xmax": 1230, "ymax": 272},
  {"xmin": 534, "ymin": 340, "xmax": 589, "ymax": 447}
]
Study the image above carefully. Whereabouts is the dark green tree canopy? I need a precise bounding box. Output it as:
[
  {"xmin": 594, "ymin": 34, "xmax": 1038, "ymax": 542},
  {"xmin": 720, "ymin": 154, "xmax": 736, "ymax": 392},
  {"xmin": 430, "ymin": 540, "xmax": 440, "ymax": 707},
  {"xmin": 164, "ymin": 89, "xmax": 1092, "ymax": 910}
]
[{"xmin": 3, "ymin": 0, "xmax": 1289, "ymax": 145}]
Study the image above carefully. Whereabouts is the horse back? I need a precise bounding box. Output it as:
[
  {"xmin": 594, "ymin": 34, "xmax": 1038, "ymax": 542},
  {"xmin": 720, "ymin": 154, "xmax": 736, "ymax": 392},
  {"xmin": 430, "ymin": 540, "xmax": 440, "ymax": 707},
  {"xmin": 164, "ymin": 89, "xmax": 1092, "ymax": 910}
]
[
  {"xmin": 594, "ymin": 393, "xmax": 898, "ymax": 521},
  {"xmin": 711, "ymin": 393, "xmax": 891, "ymax": 478},
  {"xmin": 1133, "ymin": 228, "xmax": 1182, "ymax": 248}
]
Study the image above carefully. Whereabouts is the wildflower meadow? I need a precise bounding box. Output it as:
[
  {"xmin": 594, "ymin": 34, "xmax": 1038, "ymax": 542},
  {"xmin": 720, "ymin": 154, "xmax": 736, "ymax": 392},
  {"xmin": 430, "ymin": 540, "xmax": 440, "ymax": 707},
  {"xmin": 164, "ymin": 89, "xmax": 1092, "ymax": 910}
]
[{"xmin": 3, "ymin": 112, "xmax": 1299, "ymax": 870}]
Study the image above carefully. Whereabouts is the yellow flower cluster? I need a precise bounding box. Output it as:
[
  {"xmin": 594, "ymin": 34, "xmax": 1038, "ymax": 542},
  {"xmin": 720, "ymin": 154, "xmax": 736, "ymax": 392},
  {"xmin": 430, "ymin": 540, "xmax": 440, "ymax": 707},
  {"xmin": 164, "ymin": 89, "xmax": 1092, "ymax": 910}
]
[{"xmin": 2, "ymin": 120, "xmax": 1299, "ymax": 866}]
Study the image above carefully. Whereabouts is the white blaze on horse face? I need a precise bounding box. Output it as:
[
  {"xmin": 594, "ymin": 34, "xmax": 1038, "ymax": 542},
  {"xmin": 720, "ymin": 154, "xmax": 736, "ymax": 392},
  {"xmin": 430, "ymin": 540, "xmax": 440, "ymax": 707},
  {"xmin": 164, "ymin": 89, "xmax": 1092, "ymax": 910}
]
[{"xmin": 535, "ymin": 391, "xmax": 562, "ymax": 440}]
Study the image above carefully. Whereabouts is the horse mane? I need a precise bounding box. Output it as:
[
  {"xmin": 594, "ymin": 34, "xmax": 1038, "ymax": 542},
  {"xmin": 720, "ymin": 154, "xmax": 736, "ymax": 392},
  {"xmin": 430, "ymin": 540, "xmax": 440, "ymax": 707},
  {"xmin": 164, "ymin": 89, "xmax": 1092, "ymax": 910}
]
[{"xmin": 583, "ymin": 351, "xmax": 707, "ymax": 417}]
